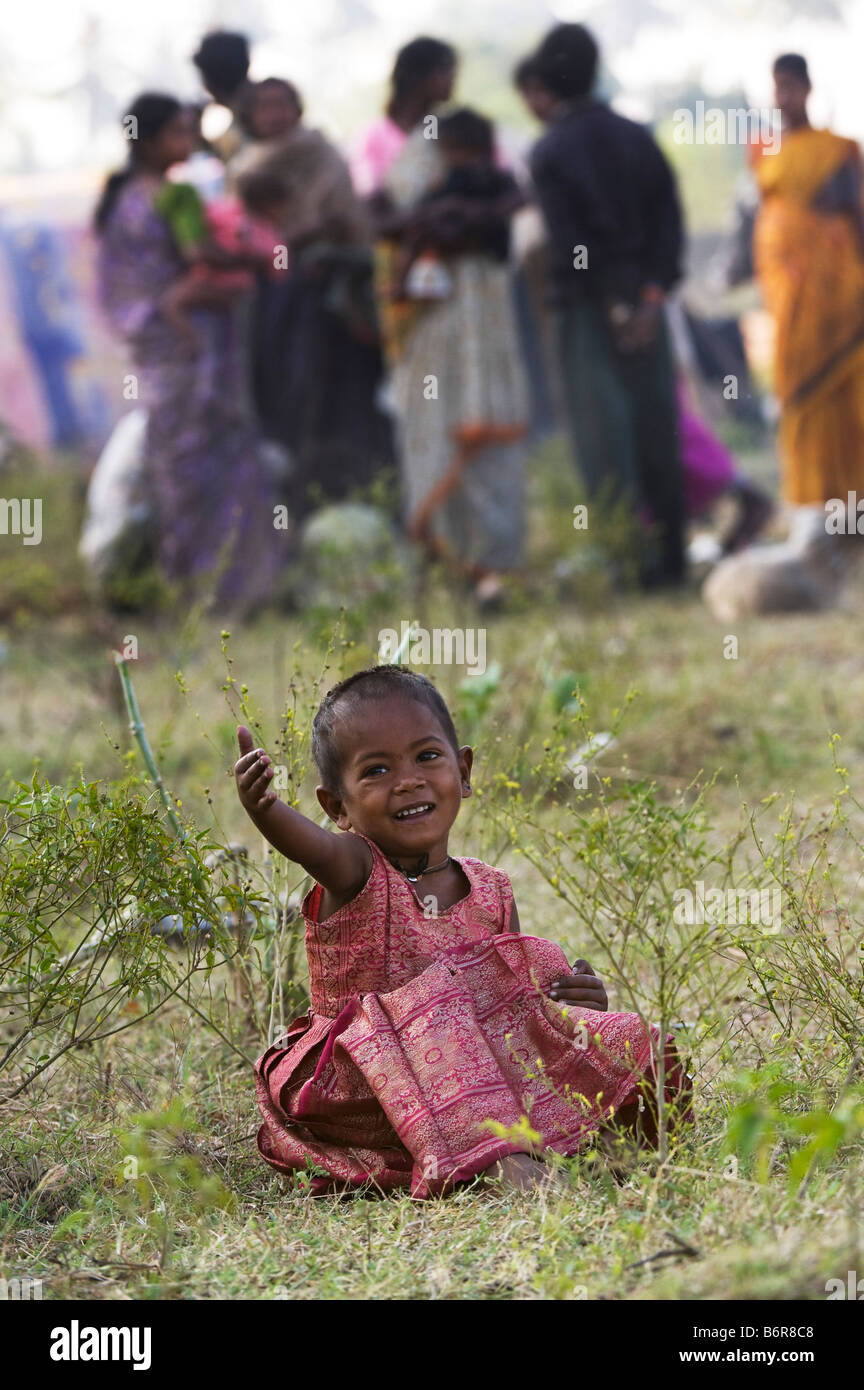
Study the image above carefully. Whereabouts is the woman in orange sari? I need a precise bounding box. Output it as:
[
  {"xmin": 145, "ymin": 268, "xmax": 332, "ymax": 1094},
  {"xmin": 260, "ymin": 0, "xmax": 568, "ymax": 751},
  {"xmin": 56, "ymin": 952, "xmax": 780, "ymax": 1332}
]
[{"xmin": 750, "ymin": 53, "xmax": 864, "ymax": 505}]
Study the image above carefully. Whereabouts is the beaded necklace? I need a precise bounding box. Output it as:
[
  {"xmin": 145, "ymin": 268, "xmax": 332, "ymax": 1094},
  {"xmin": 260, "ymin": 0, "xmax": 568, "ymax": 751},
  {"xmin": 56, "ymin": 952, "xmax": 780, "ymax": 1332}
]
[{"xmin": 387, "ymin": 852, "xmax": 452, "ymax": 884}]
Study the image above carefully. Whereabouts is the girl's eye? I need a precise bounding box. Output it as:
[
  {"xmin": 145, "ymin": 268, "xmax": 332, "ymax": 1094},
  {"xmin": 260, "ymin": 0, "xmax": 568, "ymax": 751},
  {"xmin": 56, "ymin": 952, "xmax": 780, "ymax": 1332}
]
[
  {"xmin": 418, "ymin": 750, "xmax": 440, "ymax": 762},
  {"xmin": 362, "ymin": 765, "xmax": 387, "ymax": 778}
]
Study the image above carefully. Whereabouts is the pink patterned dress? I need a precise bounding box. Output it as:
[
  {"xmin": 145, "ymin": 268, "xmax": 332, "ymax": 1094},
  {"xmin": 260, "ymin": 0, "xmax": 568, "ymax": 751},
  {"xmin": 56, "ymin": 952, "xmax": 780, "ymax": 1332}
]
[{"xmin": 254, "ymin": 838, "xmax": 691, "ymax": 1197}]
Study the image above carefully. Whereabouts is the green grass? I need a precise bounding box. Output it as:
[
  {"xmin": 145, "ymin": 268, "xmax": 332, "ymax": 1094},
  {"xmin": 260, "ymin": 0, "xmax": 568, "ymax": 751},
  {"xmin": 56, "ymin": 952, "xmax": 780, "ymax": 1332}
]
[{"xmin": 1, "ymin": 435, "xmax": 862, "ymax": 1301}]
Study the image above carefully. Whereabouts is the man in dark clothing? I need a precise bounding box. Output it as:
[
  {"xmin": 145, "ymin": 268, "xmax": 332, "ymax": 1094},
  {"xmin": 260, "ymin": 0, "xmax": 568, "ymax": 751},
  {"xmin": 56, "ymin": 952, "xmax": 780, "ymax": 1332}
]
[
  {"xmin": 192, "ymin": 29, "xmax": 251, "ymax": 162},
  {"xmin": 525, "ymin": 25, "xmax": 686, "ymax": 587}
]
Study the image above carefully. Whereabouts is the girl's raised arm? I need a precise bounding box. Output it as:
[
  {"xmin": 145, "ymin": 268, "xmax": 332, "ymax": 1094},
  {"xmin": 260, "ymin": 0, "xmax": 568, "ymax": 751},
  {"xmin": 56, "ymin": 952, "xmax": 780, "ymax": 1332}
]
[{"xmin": 234, "ymin": 725, "xmax": 371, "ymax": 896}]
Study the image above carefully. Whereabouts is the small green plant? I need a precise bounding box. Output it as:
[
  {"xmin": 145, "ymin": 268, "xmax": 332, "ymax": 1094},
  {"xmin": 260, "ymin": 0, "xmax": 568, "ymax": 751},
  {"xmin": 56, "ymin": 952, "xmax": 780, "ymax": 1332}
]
[
  {"xmin": 0, "ymin": 771, "xmax": 236, "ymax": 1102},
  {"xmin": 114, "ymin": 1096, "xmax": 236, "ymax": 1268}
]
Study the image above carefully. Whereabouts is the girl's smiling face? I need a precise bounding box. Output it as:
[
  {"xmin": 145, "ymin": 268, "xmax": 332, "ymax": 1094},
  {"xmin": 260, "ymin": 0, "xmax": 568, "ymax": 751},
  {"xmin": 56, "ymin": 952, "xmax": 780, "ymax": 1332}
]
[{"xmin": 316, "ymin": 695, "xmax": 472, "ymax": 864}]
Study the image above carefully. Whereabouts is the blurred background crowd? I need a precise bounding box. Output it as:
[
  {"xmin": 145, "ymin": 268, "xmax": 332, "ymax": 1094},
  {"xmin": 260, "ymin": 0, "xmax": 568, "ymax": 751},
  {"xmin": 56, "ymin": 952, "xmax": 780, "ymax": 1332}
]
[{"xmin": 1, "ymin": 0, "xmax": 863, "ymax": 618}]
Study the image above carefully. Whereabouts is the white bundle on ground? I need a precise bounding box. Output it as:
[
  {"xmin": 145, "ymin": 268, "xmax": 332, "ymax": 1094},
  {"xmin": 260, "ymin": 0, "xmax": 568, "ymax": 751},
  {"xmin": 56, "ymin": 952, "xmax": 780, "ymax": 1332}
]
[
  {"xmin": 78, "ymin": 409, "xmax": 152, "ymax": 581},
  {"xmin": 296, "ymin": 502, "xmax": 409, "ymax": 607},
  {"xmin": 702, "ymin": 505, "xmax": 856, "ymax": 621}
]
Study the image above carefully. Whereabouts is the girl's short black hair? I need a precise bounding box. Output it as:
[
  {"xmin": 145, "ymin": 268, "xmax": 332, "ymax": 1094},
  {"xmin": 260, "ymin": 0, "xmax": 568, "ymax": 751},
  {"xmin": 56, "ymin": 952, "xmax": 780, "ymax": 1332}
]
[{"xmin": 311, "ymin": 666, "xmax": 460, "ymax": 791}]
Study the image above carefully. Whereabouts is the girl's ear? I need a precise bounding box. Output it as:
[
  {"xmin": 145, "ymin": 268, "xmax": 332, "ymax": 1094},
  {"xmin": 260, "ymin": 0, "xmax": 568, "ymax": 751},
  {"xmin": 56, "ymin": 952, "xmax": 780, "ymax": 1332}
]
[
  {"xmin": 316, "ymin": 785, "xmax": 351, "ymax": 829},
  {"xmin": 458, "ymin": 745, "xmax": 474, "ymax": 798}
]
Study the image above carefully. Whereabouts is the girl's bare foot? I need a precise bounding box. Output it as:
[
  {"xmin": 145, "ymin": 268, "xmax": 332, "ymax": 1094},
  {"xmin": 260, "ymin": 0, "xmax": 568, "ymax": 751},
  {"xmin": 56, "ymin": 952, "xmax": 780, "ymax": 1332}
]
[
  {"xmin": 484, "ymin": 1153, "xmax": 566, "ymax": 1192},
  {"xmin": 596, "ymin": 1127, "xmax": 640, "ymax": 1182}
]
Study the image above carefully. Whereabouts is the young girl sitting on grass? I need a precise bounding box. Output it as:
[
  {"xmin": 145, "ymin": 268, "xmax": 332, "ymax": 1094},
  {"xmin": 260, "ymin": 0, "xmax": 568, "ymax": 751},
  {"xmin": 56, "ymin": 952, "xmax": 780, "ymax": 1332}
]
[{"xmin": 235, "ymin": 665, "xmax": 691, "ymax": 1196}]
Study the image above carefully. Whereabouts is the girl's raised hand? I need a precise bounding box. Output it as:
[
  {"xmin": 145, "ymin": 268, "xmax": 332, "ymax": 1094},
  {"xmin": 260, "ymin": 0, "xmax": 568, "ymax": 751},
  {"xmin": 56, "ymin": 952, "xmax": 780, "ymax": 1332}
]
[
  {"xmin": 235, "ymin": 725, "xmax": 278, "ymax": 815},
  {"xmin": 548, "ymin": 959, "xmax": 608, "ymax": 1011},
  {"xmin": 231, "ymin": 729, "xmax": 370, "ymax": 898}
]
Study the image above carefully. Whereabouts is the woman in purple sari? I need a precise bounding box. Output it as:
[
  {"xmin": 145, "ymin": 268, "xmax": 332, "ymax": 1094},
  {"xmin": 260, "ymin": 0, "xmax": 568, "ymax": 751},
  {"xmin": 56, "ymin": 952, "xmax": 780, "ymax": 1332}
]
[{"xmin": 93, "ymin": 94, "xmax": 283, "ymax": 612}]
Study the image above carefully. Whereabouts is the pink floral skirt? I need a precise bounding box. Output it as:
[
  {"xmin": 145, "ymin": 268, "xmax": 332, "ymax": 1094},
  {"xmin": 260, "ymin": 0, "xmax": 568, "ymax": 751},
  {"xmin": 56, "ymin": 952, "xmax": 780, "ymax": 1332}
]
[{"xmin": 254, "ymin": 934, "xmax": 692, "ymax": 1197}]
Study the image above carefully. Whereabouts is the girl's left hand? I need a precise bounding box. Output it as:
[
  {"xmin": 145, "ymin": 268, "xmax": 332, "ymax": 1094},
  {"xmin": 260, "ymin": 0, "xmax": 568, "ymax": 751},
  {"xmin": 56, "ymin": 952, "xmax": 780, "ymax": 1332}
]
[{"xmin": 548, "ymin": 959, "xmax": 608, "ymax": 1011}]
